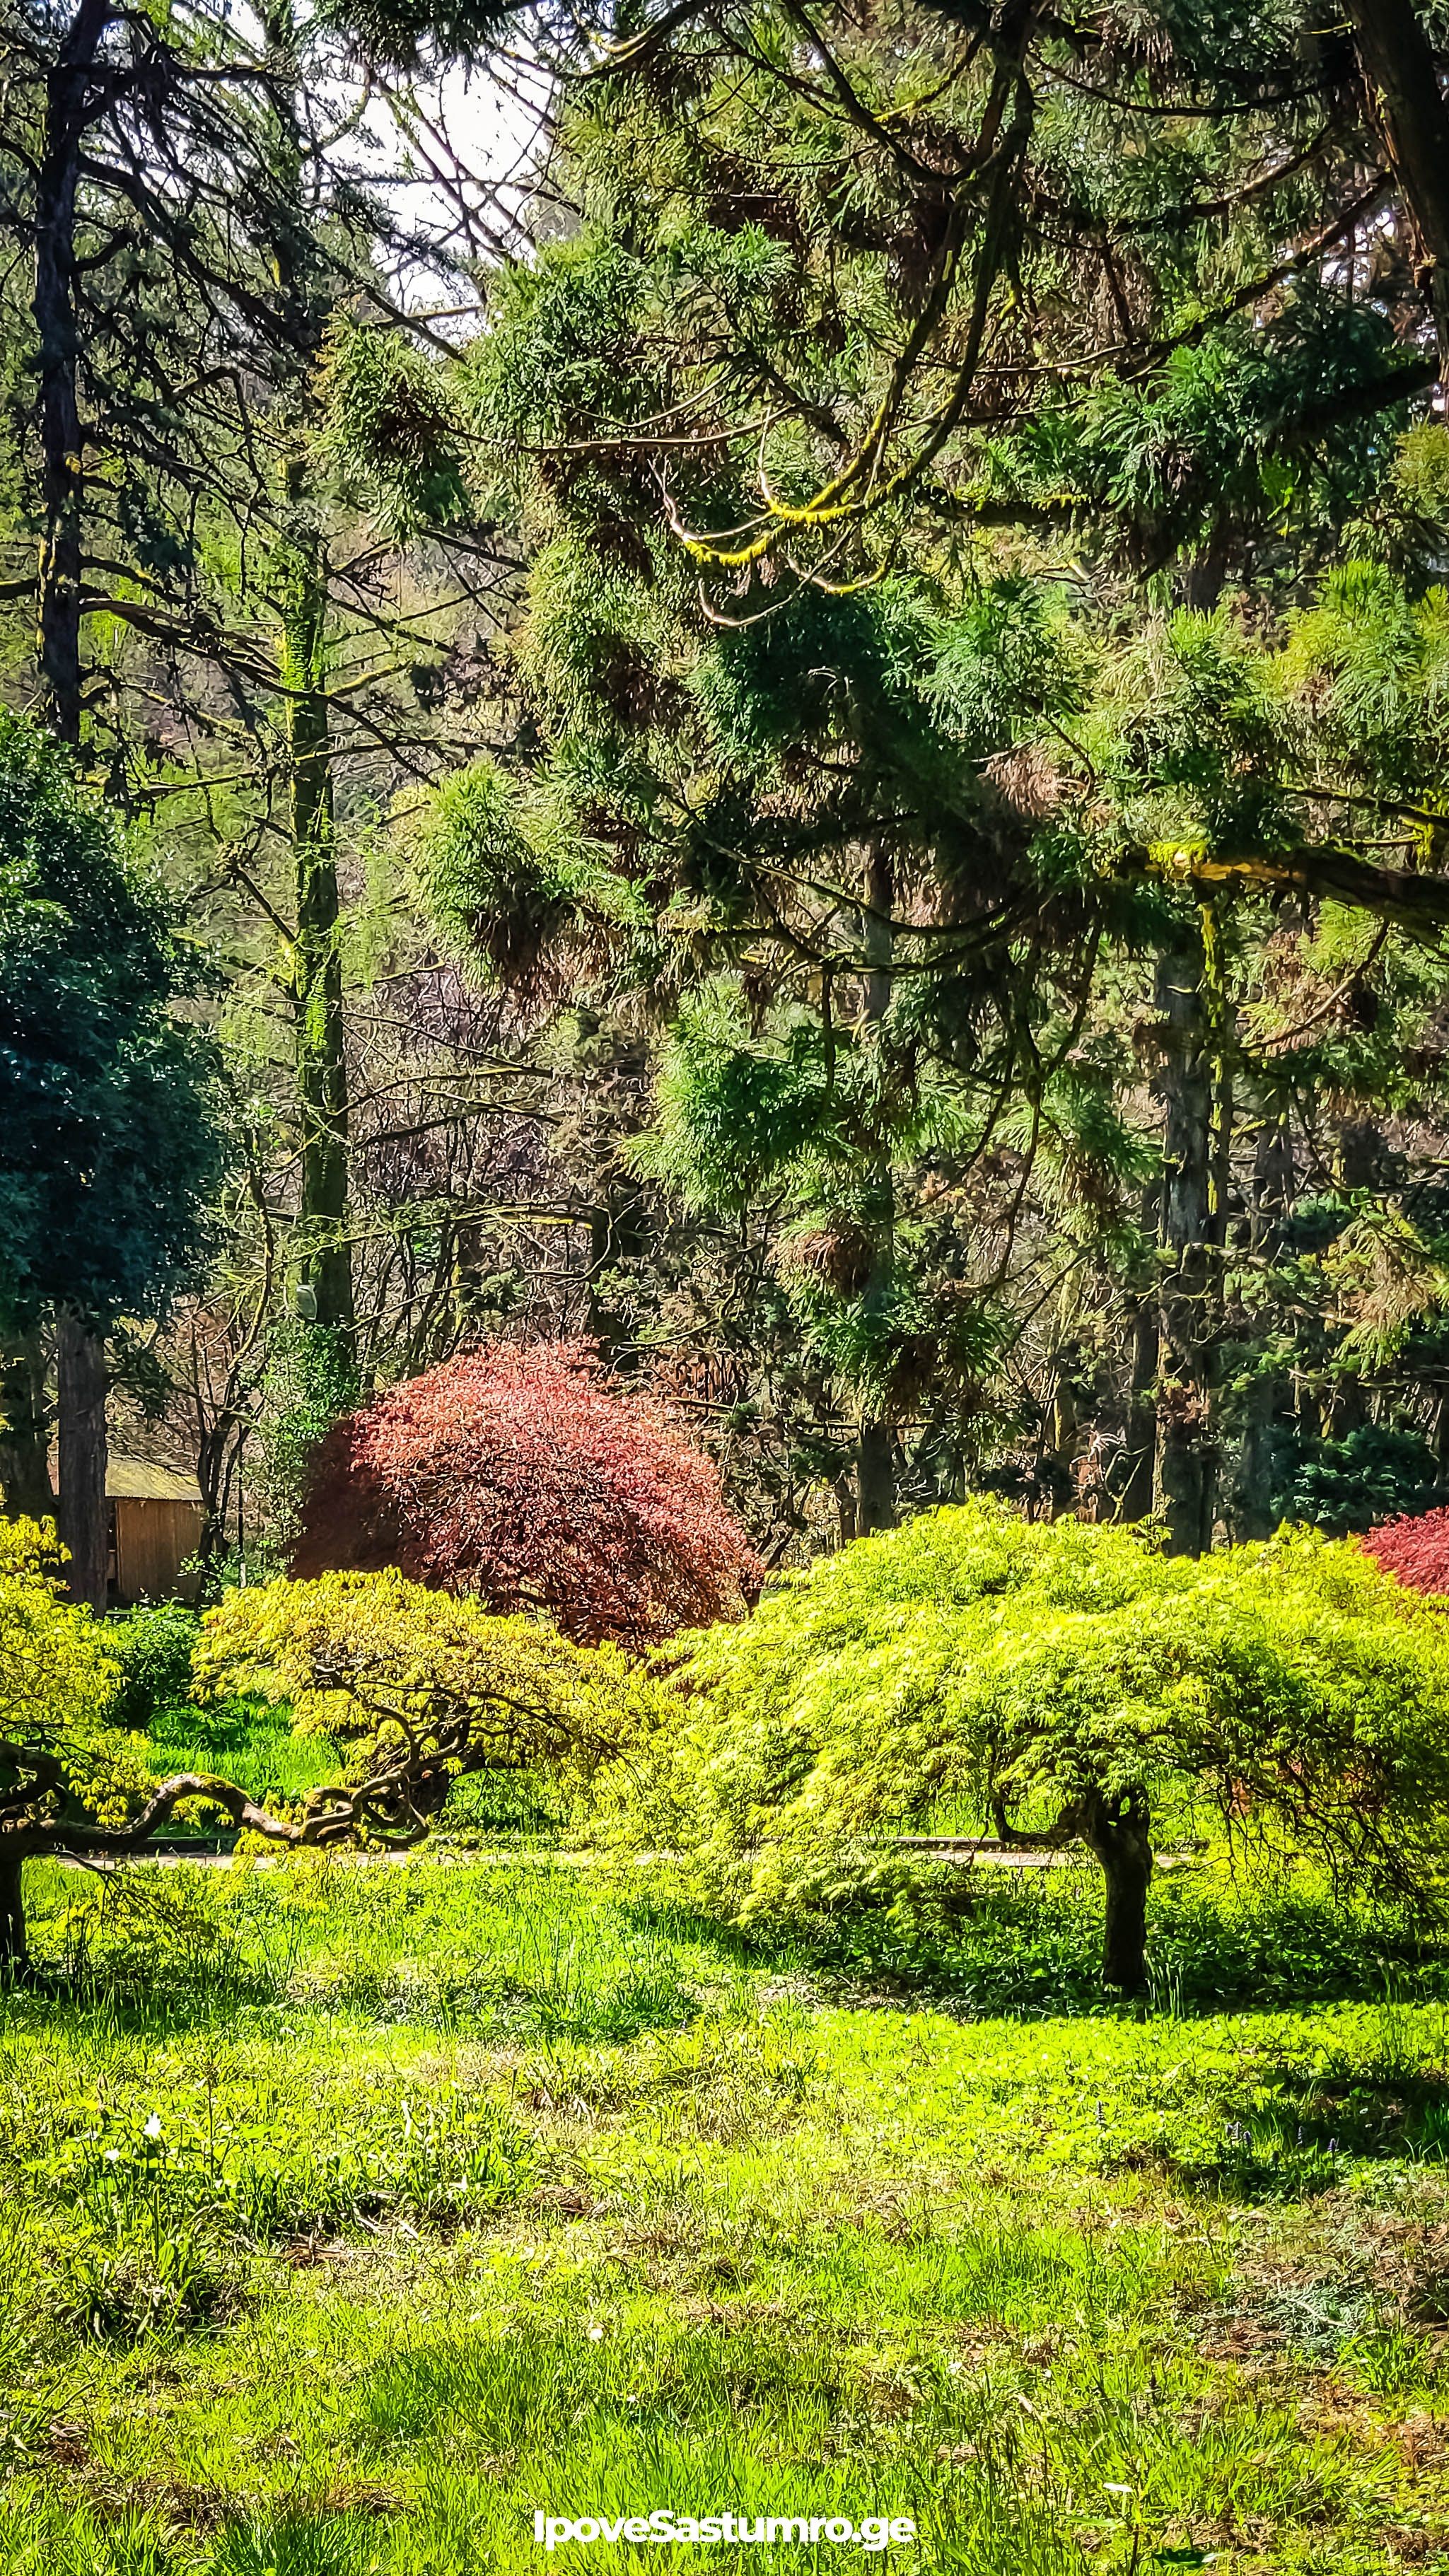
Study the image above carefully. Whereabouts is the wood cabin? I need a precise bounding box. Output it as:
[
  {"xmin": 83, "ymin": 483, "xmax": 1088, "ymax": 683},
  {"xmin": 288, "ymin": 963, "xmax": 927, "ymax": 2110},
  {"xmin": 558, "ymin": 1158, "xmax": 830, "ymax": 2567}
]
[{"xmin": 105, "ymin": 1457, "xmax": 204, "ymax": 1604}]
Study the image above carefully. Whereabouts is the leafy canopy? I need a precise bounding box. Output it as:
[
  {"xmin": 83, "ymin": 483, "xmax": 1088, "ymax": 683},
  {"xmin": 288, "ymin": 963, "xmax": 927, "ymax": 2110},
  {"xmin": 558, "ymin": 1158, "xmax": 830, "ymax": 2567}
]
[
  {"xmin": 292, "ymin": 1341, "xmax": 762, "ymax": 1649},
  {"xmin": 194, "ymin": 1569, "xmax": 661, "ymax": 1817},
  {"xmin": 0, "ymin": 1521, "xmax": 145, "ymax": 1834},
  {"xmin": 1361, "ymin": 1505, "xmax": 1449, "ymax": 1597},
  {"xmin": 0, "ymin": 713, "xmax": 226, "ymax": 1334},
  {"xmin": 598, "ymin": 1502, "xmax": 1449, "ymax": 1924}
]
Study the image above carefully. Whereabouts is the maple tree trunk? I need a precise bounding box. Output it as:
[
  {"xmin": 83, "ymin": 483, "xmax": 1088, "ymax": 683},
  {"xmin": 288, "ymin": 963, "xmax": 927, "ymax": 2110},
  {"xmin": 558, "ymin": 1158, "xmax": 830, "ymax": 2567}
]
[
  {"xmin": 0, "ymin": 1848, "xmax": 28, "ymax": 1978},
  {"xmin": 1078, "ymin": 1789, "xmax": 1153, "ymax": 1995},
  {"xmin": 55, "ymin": 1307, "xmax": 107, "ymax": 1610}
]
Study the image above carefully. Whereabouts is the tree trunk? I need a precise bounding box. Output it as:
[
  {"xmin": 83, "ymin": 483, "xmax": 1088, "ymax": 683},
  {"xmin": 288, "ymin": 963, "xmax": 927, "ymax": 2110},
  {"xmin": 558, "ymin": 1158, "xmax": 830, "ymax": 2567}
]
[
  {"xmin": 1233, "ymin": 1372, "xmax": 1281, "ymax": 1541},
  {"xmin": 0, "ymin": 1847, "xmax": 26, "ymax": 1978},
  {"xmin": 1117, "ymin": 1294, "xmax": 1158, "ymax": 1522},
  {"xmin": 0, "ymin": 1329, "xmax": 54, "ymax": 1522},
  {"xmin": 586, "ymin": 1179, "xmax": 649, "ymax": 1366},
  {"xmin": 855, "ymin": 847, "xmax": 897, "ymax": 1534},
  {"xmin": 1078, "ymin": 1788, "xmax": 1153, "ymax": 1995},
  {"xmin": 1044, "ymin": 1368, "xmax": 1079, "ymax": 1518},
  {"xmin": 856, "ymin": 1415, "xmax": 897, "ymax": 1534},
  {"xmin": 1153, "ymin": 920, "xmax": 1216, "ymax": 1554},
  {"xmin": 265, "ymin": 0, "xmax": 355, "ymax": 1365},
  {"xmin": 289, "ymin": 569, "xmax": 354, "ymax": 1358},
  {"xmin": 34, "ymin": 0, "xmax": 110, "ymax": 747},
  {"xmin": 1344, "ymin": 0, "xmax": 1449, "ymax": 378},
  {"xmin": 55, "ymin": 1307, "xmax": 107, "ymax": 1610},
  {"xmin": 1230, "ymin": 1102, "xmax": 1295, "ymax": 1539}
]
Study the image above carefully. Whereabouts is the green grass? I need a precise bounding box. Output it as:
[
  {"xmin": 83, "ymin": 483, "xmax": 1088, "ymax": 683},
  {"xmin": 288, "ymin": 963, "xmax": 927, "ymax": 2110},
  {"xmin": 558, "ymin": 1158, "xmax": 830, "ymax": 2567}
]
[{"xmin": 7, "ymin": 1856, "xmax": 1449, "ymax": 2572}]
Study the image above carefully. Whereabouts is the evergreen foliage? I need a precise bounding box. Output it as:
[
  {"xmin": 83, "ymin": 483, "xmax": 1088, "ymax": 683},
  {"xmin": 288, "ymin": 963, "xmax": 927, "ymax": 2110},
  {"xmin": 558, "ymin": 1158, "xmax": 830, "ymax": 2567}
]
[
  {"xmin": 101, "ymin": 1602, "xmax": 202, "ymax": 1735},
  {"xmin": 0, "ymin": 715, "xmax": 226, "ymax": 1336}
]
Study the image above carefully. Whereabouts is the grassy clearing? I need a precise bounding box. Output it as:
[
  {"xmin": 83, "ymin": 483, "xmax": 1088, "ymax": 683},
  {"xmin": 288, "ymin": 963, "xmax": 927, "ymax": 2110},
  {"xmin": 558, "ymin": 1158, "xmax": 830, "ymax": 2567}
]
[{"xmin": 6, "ymin": 1857, "xmax": 1449, "ymax": 2572}]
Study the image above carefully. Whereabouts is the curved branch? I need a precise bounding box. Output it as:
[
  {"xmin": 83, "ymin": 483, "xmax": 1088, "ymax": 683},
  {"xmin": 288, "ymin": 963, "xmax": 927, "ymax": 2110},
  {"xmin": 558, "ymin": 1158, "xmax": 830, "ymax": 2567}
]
[
  {"xmin": 1152, "ymin": 842, "xmax": 1449, "ymax": 936},
  {"xmin": 51, "ymin": 1771, "xmax": 304, "ymax": 1853}
]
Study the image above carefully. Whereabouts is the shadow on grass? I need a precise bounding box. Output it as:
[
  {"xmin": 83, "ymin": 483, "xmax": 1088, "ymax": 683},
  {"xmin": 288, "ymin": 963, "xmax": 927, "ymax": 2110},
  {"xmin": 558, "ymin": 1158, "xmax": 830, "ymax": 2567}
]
[
  {"xmin": 17, "ymin": 1848, "xmax": 1449, "ymax": 2041},
  {"xmin": 1181, "ymin": 2041, "xmax": 1449, "ymax": 2199},
  {"xmin": 615, "ymin": 1872, "xmax": 1449, "ymax": 2024}
]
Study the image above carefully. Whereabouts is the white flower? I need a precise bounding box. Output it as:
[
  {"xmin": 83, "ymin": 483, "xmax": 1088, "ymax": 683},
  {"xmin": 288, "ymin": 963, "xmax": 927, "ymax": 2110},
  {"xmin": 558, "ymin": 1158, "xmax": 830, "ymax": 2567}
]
[
  {"xmin": 586, "ymin": 2324, "xmax": 605, "ymax": 2341},
  {"xmin": 143, "ymin": 2114, "xmax": 163, "ymax": 2140}
]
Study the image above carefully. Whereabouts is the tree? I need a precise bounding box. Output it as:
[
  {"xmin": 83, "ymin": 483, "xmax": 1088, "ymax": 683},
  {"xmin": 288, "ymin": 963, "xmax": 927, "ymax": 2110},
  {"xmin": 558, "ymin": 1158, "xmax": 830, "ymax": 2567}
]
[
  {"xmin": 291, "ymin": 1339, "xmax": 762, "ymax": 1646},
  {"xmin": 0, "ymin": 715, "xmax": 226, "ymax": 1602},
  {"xmin": 194, "ymin": 1564, "xmax": 655, "ymax": 1767},
  {"xmin": 387, "ymin": 0, "xmax": 1449, "ymax": 1561},
  {"xmin": 0, "ymin": 1545, "xmax": 648, "ymax": 1978},
  {"xmin": 0, "ymin": 0, "xmax": 523, "ymax": 1577},
  {"xmin": 1360, "ymin": 1503, "xmax": 1449, "ymax": 1595},
  {"xmin": 594, "ymin": 1501, "xmax": 1449, "ymax": 1993}
]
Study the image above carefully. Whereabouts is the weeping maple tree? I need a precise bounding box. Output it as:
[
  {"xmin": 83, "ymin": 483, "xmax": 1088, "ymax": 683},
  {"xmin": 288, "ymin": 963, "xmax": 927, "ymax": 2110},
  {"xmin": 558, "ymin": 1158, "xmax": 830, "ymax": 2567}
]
[{"xmin": 292, "ymin": 1341, "xmax": 762, "ymax": 1648}]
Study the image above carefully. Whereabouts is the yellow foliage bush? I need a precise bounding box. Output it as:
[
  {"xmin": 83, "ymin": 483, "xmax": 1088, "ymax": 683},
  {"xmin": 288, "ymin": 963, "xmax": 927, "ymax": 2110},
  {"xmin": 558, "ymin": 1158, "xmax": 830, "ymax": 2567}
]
[
  {"xmin": 0, "ymin": 1518, "xmax": 146, "ymax": 1829},
  {"xmin": 194, "ymin": 1570, "xmax": 661, "ymax": 1812}
]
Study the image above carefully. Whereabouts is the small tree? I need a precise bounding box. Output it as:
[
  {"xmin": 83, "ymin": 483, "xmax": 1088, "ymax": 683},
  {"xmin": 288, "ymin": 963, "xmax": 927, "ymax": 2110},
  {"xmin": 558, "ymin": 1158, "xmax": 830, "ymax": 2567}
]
[
  {"xmin": 595, "ymin": 1502, "xmax": 1449, "ymax": 1993},
  {"xmin": 0, "ymin": 1550, "xmax": 648, "ymax": 1980},
  {"xmin": 292, "ymin": 1341, "xmax": 762, "ymax": 1648}
]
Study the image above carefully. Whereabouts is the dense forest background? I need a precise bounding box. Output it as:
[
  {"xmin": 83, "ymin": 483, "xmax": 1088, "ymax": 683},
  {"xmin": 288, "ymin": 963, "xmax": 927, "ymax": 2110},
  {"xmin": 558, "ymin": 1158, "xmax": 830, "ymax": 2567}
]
[{"xmin": 6, "ymin": 0, "xmax": 1449, "ymax": 1592}]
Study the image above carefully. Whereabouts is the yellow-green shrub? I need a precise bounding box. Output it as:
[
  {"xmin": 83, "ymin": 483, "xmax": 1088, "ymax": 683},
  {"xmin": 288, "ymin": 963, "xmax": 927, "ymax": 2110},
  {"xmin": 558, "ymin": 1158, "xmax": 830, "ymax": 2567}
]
[
  {"xmin": 591, "ymin": 1501, "xmax": 1449, "ymax": 1991},
  {"xmin": 194, "ymin": 1568, "xmax": 663, "ymax": 1807},
  {"xmin": 0, "ymin": 1519, "xmax": 144, "ymax": 1830}
]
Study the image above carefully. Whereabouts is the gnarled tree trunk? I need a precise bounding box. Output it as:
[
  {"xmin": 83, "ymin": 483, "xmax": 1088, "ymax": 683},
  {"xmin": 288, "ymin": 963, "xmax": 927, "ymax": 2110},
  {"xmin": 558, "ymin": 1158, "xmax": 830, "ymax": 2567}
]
[{"xmin": 1078, "ymin": 1787, "xmax": 1153, "ymax": 1995}]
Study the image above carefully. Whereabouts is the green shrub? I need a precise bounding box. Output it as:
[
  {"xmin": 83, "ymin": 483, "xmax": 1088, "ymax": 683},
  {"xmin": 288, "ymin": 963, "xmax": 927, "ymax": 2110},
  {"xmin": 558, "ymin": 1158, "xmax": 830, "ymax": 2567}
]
[
  {"xmin": 593, "ymin": 1500, "xmax": 1449, "ymax": 1996},
  {"xmin": 103, "ymin": 1600, "xmax": 200, "ymax": 1730}
]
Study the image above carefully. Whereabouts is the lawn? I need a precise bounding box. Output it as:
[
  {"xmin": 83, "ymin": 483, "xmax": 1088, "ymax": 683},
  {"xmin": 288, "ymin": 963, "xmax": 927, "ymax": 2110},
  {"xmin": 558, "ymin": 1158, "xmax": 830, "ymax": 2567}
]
[{"xmin": 5, "ymin": 1853, "xmax": 1449, "ymax": 2574}]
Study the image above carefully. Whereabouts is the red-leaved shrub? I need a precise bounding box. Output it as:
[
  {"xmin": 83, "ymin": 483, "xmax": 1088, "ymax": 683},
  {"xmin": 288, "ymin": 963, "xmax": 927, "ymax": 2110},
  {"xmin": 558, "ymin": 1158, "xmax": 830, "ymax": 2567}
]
[
  {"xmin": 1360, "ymin": 1504, "xmax": 1449, "ymax": 1595},
  {"xmin": 291, "ymin": 1341, "xmax": 762, "ymax": 1649}
]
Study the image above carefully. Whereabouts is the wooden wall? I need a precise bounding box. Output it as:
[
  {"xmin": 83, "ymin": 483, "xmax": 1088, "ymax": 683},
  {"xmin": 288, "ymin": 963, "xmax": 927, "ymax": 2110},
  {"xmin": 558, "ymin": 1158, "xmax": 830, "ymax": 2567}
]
[{"xmin": 114, "ymin": 1500, "xmax": 203, "ymax": 1604}]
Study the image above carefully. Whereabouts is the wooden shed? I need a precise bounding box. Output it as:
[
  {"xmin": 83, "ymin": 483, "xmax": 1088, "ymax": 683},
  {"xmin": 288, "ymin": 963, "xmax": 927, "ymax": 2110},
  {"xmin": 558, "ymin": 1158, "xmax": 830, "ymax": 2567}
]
[{"xmin": 105, "ymin": 1457, "xmax": 204, "ymax": 1604}]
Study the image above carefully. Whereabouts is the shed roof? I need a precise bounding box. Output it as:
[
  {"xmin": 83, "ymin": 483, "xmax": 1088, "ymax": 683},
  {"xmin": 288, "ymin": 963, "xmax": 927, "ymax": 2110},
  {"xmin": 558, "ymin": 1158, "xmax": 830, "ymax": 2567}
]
[{"xmin": 106, "ymin": 1457, "xmax": 203, "ymax": 1504}]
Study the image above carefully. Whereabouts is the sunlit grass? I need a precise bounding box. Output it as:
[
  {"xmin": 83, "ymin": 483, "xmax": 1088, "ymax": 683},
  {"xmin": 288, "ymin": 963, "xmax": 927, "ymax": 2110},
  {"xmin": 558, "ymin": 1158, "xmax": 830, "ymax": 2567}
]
[{"xmin": 5, "ymin": 1855, "xmax": 1449, "ymax": 2570}]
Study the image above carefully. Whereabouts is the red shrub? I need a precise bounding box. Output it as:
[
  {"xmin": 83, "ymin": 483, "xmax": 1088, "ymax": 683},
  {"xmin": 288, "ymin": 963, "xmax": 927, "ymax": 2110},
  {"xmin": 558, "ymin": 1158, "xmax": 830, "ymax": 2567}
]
[
  {"xmin": 291, "ymin": 1340, "xmax": 762, "ymax": 1649},
  {"xmin": 1360, "ymin": 1504, "xmax": 1449, "ymax": 1595}
]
